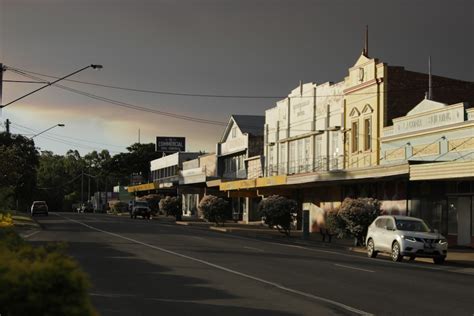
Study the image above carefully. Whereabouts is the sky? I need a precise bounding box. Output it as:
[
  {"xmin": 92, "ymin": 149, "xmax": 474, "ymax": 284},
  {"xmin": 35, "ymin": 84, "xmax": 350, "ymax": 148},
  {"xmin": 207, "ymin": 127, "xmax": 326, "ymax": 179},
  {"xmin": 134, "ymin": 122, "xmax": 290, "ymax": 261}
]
[{"xmin": 1, "ymin": 0, "xmax": 473, "ymax": 155}]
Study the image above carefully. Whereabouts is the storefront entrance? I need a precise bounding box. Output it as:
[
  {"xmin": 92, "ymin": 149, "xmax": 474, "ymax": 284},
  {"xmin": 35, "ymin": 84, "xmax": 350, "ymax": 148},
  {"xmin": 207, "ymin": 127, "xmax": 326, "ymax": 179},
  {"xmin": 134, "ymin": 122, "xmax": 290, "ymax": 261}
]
[{"xmin": 447, "ymin": 195, "xmax": 473, "ymax": 246}]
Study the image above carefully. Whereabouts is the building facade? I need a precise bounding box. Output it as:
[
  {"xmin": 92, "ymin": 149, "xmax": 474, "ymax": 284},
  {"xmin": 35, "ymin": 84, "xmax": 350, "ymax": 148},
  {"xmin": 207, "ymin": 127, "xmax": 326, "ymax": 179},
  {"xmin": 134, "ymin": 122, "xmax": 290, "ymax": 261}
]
[{"xmin": 264, "ymin": 81, "xmax": 345, "ymax": 176}]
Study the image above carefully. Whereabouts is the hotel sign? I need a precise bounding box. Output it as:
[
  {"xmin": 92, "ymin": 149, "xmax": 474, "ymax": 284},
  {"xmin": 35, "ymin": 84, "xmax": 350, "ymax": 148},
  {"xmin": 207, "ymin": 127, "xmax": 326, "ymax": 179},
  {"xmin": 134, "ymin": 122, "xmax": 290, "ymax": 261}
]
[
  {"xmin": 156, "ymin": 137, "xmax": 186, "ymax": 153},
  {"xmin": 393, "ymin": 106, "xmax": 464, "ymax": 135}
]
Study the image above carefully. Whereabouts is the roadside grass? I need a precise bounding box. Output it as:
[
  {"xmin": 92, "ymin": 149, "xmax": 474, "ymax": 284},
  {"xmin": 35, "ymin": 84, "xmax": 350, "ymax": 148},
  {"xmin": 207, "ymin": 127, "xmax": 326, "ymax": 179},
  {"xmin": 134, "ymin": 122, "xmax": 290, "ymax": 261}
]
[{"xmin": 0, "ymin": 227, "xmax": 98, "ymax": 316}]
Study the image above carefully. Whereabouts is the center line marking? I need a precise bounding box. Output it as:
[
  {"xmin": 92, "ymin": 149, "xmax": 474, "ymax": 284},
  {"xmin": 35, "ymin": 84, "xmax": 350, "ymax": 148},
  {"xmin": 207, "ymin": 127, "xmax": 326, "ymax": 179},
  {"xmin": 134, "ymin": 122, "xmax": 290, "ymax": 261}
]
[
  {"xmin": 334, "ymin": 264, "xmax": 375, "ymax": 273},
  {"xmin": 54, "ymin": 213, "xmax": 372, "ymax": 316}
]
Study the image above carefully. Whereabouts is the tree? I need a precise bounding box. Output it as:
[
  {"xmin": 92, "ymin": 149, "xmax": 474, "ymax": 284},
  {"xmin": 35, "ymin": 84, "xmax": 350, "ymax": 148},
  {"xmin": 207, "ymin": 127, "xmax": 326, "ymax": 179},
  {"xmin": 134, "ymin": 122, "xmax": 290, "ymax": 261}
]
[
  {"xmin": 159, "ymin": 196, "xmax": 182, "ymax": 221},
  {"xmin": 198, "ymin": 195, "xmax": 229, "ymax": 226},
  {"xmin": 338, "ymin": 197, "xmax": 381, "ymax": 246},
  {"xmin": 0, "ymin": 132, "xmax": 39, "ymax": 211},
  {"xmin": 258, "ymin": 195, "xmax": 297, "ymax": 236}
]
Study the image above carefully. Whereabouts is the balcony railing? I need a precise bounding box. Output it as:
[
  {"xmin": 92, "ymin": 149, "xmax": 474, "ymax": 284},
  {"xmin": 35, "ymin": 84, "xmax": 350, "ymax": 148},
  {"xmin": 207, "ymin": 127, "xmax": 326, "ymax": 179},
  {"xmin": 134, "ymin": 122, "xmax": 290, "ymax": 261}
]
[{"xmin": 267, "ymin": 156, "xmax": 344, "ymax": 176}]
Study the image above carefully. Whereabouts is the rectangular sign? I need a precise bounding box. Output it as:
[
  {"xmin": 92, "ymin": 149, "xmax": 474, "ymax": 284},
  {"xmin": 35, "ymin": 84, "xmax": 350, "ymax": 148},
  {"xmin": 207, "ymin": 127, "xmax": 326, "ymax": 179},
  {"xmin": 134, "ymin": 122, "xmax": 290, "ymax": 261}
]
[{"xmin": 156, "ymin": 137, "xmax": 185, "ymax": 153}]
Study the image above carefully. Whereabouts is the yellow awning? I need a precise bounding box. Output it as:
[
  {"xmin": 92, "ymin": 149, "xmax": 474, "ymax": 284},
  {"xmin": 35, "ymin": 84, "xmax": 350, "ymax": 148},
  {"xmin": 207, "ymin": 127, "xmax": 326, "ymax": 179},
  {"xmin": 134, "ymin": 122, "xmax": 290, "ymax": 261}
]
[
  {"xmin": 127, "ymin": 182, "xmax": 159, "ymax": 193},
  {"xmin": 410, "ymin": 160, "xmax": 474, "ymax": 181},
  {"xmin": 220, "ymin": 179, "xmax": 256, "ymax": 191},
  {"xmin": 256, "ymin": 175, "xmax": 287, "ymax": 187}
]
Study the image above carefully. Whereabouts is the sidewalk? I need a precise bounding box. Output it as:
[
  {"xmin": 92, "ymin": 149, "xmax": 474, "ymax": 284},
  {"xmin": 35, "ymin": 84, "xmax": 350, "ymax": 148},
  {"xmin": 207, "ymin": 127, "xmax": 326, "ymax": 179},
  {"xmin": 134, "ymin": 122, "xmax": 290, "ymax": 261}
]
[{"xmin": 160, "ymin": 216, "xmax": 474, "ymax": 268}]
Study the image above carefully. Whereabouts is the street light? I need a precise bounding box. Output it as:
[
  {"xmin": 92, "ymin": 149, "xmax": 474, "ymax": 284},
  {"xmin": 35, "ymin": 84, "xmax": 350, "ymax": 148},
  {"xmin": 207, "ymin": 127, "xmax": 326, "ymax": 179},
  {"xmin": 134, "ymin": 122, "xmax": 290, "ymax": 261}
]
[
  {"xmin": 30, "ymin": 123, "xmax": 65, "ymax": 139},
  {"xmin": 0, "ymin": 64, "xmax": 103, "ymax": 109}
]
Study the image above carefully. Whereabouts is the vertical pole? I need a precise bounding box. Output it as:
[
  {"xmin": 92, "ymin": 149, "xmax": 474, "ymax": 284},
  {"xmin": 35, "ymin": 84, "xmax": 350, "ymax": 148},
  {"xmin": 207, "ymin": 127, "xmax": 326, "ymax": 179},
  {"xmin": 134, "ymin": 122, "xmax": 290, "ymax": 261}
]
[
  {"xmin": 0, "ymin": 63, "xmax": 4, "ymax": 108},
  {"xmin": 326, "ymin": 104, "xmax": 330, "ymax": 171},
  {"xmin": 5, "ymin": 119, "xmax": 10, "ymax": 135},
  {"xmin": 138, "ymin": 128, "xmax": 141, "ymax": 144},
  {"xmin": 104, "ymin": 176, "xmax": 108, "ymax": 213},
  {"xmin": 87, "ymin": 171, "xmax": 91, "ymax": 203},
  {"xmin": 81, "ymin": 169, "xmax": 84, "ymax": 207},
  {"xmin": 428, "ymin": 56, "xmax": 432, "ymax": 100}
]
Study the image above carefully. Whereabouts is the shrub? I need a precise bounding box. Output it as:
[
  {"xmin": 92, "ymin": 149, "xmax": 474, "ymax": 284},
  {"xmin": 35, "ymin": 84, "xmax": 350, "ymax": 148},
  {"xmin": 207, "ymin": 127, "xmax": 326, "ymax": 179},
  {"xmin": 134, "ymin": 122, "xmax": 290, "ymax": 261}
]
[
  {"xmin": 110, "ymin": 201, "xmax": 128, "ymax": 214},
  {"xmin": 140, "ymin": 194, "xmax": 162, "ymax": 214},
  {"xmin": 198, "ymin": 195, "xmax": 229, "ymax": 226},
  {"xmin": 159, "ymin": 196, "xmax": 182, "ymax": 220},
  {"xmin": 258, "ymin": 195, "xmax": 297, "ymax": 236},
  {"xmin": 0, "ymin": 212, "xmax": 14, "ymax": 227},
  {"xmin": 0, "ymin": 228, "xmax": 97, "ymax": 316},
  {"xmin": 338, "ymin": 197, "xmax": 381, "ymax": 246},
  {"xmin": 324, "ymin": 209, "xmax": 347, "ymax": 239}
]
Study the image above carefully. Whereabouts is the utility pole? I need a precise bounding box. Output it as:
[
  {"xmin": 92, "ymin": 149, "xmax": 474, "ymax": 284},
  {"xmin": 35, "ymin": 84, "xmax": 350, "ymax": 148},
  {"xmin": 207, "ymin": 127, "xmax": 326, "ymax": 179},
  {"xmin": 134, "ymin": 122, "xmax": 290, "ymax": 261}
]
[
  {"xmin": 81, "ymin": 168, "xmax": 84, "ymax": 207},
  {"xmin": 138, "ymin": 128, "xmax": 141, "ymax": 144},
  {"xmin": 5, "ymin": 119, "xmax": 10, "ymax": 135},
  {"xmin": 0, "ymin": 63, "xmax": 4, "ymax": 107}
]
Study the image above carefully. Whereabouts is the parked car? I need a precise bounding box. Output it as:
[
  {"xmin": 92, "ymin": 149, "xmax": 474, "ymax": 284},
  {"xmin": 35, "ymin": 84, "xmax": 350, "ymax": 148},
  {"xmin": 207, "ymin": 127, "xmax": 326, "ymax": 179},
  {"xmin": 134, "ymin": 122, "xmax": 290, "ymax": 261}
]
[
  {"xmin": 130, "ymin": 201, "xmax": 152, "ymax": 219},
  {"xmin": 366, "ymin": 215, "xmax": 448, "ymax": 264},
  {"xmin": 31, "ymin": 201, "xmax": 48, "ymax": 216}
]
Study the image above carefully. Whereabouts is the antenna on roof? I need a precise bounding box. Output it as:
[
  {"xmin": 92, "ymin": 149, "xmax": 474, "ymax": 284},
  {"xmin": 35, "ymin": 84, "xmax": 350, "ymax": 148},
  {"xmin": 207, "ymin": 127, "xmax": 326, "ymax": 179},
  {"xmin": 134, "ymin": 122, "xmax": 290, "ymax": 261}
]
[
  {"xmin": 363, "ymin": 25, "xmax": 369, "ymax": 57},
  {"xmin": 428, "ymin": 56, "xmax": 433, "ymax": 100},
  {"xmin": 299, "ymin": 80, "xmax": 303, "ymax": 96}
]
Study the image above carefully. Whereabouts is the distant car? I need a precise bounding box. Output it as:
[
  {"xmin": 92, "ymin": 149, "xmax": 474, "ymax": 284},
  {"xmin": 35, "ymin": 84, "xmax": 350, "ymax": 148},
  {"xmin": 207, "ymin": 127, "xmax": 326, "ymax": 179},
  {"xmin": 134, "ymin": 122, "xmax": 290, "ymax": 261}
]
[
  {"xmin": 366, "ymin": 215, "xmax": 448, "ymax": 264},
  {"xmin": 130, "ymin": 201, "xmax": 152, "ymax": 219},
  {"xmin": 31, "ymin": 201, "xmax": 48, "ymax": 216}
]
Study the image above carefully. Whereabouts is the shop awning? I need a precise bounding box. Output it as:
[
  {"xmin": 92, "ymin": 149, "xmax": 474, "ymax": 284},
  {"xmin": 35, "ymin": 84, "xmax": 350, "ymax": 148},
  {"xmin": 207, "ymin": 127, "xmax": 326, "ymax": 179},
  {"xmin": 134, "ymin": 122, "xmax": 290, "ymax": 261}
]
[{"xmin": 410, "ymin": 160, "xmax": 474, "ymax": 181}]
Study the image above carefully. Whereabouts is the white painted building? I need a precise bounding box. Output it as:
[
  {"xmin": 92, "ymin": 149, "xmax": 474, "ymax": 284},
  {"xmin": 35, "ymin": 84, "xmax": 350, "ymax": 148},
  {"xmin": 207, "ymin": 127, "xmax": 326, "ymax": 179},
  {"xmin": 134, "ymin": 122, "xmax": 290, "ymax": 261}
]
[{"xmin": 264, "ymin": 81, "xmax": 344, "ymax": 176}]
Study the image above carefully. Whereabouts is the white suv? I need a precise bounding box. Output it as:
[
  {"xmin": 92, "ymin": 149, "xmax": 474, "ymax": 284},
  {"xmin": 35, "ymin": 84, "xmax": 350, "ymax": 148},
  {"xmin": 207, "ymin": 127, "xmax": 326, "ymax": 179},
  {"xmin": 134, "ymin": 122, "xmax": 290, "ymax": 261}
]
[{"xmin": 366, "ymin": 215, "xmax": 448, "ymax": 264}]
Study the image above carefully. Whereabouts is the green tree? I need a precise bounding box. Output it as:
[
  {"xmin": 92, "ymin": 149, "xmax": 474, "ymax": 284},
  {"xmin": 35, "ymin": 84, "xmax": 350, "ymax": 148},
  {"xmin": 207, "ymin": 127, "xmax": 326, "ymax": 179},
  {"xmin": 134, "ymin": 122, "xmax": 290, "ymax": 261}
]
[
  {"xmin": 0, "ymin": 132, "xmax": 39, "ymax": 211},
  {"xmin": 159, "ymin": 196, "xmax": 182, "ymax": 221},
  {"xmin": 338, "ymin": 197, "xmax": 381, "ymax": 246},
  {"xmin": 258, "ymin": 195, "xmax": 297, "ymax": 236},
  {"xmin": 199, "ymin": 195, "xmax": 229, "ymax": 226}
]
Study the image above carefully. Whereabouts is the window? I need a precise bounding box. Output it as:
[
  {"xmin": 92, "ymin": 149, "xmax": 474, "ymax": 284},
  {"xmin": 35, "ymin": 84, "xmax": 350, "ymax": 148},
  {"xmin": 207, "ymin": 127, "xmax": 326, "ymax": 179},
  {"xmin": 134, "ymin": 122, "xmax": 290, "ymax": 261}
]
[
  {"xmin": 352, "ymin": 121, "xmax": 359, "ymax": 153},
  {"xmin": 364, "ymin": 118, "xmax": 372, "ymax": 151},
  {"xmin": 315, "ymin": 135, "xmax": 323, "ymax": 169},
  {"xmin": 232, "ymin": 127, "xmax": 237, "ymax": 138},
  {"xmin": 289, "ymin": 141, "xmax": 296, "ymax": 173}
]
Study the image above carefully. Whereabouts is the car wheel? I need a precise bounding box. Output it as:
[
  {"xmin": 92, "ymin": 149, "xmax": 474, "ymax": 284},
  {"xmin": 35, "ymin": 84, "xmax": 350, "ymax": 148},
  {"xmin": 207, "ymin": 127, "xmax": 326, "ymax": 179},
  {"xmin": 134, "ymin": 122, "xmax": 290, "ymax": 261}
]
[
  {"xmin": 433, "ymin": 257, "xmax": 445, "ymax": 265},
  {"xmin": 367, "ymin": 239, "xmax": 378, "ymax": 258},
  {"xmin": 391, "ymin": 241, "xmax": 403, "ymax": 262}
]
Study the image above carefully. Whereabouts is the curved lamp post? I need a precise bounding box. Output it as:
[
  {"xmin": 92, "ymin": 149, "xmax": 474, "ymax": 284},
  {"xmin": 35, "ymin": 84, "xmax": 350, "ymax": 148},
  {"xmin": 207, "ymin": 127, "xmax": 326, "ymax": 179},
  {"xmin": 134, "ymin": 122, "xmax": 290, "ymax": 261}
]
[
  {"xmin": 30, "ymin": 123, "xmax": 65, "ymax": 139},
  {"xmin": 1, "ymin": 64, "xmax": 103, "ymax": 109}
]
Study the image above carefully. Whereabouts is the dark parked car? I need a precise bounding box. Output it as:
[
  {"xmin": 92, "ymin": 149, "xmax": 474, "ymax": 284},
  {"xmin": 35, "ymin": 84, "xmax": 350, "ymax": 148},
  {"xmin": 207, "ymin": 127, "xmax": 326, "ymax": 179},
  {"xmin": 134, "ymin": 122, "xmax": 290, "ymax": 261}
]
[
  {"xmin": 130, "ymin": 201, "xmax": 152, "ymax": 219},
  {"xmin": 31, "ymin": 201, "xmax": 48, "ymax": 216}
]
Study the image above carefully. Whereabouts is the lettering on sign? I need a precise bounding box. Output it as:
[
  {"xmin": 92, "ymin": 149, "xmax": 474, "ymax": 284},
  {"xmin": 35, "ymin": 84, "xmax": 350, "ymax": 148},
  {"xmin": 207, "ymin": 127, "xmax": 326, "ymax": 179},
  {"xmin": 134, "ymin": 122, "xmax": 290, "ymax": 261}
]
[
  {"xmin": 292, "ymin": 100, "xmax": 310, "ymax": 117},
  {"xmin": 394, "ymin": 108, "xmax": 463, "ymax": 134}
]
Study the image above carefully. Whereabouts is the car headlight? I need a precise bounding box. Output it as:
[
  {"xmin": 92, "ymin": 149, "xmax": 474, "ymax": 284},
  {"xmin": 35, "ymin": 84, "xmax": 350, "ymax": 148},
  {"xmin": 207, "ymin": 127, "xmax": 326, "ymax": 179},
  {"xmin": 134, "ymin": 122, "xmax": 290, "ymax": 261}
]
[
  {"xmin": 438, "ymin": 238, "xmax": 447, "ymax": 245},
  {"xmin": 402, "ymin": 236, "xmax": 417, "ymax": 242}
]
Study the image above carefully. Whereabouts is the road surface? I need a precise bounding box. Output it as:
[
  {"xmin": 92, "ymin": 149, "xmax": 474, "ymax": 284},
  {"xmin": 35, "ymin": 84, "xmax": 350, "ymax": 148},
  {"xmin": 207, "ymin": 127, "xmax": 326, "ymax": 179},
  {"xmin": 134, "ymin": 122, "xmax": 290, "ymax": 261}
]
[{"xmin": 28, "ymin": 213, "xmax": 474, "ymax": 316}]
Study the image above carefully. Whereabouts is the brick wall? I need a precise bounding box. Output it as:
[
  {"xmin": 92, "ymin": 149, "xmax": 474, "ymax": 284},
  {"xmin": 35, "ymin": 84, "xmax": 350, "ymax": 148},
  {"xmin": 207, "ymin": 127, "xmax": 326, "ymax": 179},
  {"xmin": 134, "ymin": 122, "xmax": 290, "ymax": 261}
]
[{"xmin": 386, "ymin": 67, "xmax": 474, "ymax": 126}]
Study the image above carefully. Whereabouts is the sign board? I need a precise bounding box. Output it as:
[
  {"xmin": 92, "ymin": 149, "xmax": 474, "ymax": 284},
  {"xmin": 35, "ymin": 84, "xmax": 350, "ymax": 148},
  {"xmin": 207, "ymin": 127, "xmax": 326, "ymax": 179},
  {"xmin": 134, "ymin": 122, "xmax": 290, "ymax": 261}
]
[{"xmin": 156, "ymin": 137, "xmax": 185, "ymax": 153}]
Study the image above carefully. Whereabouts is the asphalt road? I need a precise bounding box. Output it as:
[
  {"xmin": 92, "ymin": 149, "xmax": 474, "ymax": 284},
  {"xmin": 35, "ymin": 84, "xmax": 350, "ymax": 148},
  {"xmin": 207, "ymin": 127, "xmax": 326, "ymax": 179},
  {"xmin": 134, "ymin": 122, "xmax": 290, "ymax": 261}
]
[{"xmin": 28, "ymin": 213, "xmax": 474, "ymax": 316}]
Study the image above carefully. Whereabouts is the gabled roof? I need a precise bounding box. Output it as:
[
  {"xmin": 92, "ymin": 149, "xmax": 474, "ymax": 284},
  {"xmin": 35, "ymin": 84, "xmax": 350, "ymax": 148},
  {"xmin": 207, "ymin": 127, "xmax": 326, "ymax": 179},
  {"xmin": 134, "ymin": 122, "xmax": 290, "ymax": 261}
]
[
  {"xmin": 406, "ymin": 98, "xmax": 447, "ymax": 116},
  {"xmin": 232, "ymin": 115, "xmax": 265, "ymax": 136},
  {"xmin": 220, "ymin": 115, "xmax": 265, "ymax": 142}
]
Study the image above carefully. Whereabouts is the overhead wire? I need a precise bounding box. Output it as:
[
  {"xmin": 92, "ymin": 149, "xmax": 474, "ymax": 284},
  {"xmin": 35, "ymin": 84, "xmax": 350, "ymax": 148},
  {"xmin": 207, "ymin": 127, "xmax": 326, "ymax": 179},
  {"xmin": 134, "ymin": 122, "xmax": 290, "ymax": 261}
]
[{"xmin": 6, "ymin": 65, "xmax": 466, "ymax": 100}]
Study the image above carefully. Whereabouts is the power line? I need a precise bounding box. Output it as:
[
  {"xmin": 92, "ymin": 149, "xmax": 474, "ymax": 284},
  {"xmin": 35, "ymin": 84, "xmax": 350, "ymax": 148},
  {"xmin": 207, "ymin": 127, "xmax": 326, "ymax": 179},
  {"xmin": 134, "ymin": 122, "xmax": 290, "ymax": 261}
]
[
  {"xmin": 9, "ymin": 69, "xmax": 230, "ymax": 127},
  {"xmin": 11, "ymin": 123, "xmax": 124, "ymax": 153},
  {"xmin": 6, "ymin": 65, "xmax": 468, "ymax": 100}
]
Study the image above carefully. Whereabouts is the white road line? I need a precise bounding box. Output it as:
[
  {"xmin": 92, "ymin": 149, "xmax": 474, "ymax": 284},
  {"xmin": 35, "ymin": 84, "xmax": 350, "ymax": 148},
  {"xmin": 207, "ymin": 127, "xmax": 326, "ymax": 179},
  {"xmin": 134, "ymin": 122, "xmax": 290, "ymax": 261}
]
[
  {"xmin": 23, "ymin": 230, "xmax": 41, "ymax": 238},
  {"xmin": 55, "ymin": 213, "xmax": 372, "ymax": 316},
  {"xmin": 334, "ymin": 264, "xmax": 375, "ymax": 273},
  {"xmin": 94, "ymin": 214, "xmax": 472, "ymax": 276},
  {"xmin": 243, "ymin": 246, "xmax": 265, "ymax": 252}
]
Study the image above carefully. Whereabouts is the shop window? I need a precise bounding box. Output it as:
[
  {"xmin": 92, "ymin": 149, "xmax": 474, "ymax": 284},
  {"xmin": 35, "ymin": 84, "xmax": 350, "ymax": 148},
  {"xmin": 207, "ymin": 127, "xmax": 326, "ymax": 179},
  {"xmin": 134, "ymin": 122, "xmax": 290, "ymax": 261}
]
[
  {"xmin": 352, "ymin": 121, "xmax": 359, "ymax": 153},
  {"xmin": 364, "ymin": 118, "xmax": 371, "ymax": 151},
  {"xmin": 447, "ymin": 198, "xmax": 458, "ymax": 235}
]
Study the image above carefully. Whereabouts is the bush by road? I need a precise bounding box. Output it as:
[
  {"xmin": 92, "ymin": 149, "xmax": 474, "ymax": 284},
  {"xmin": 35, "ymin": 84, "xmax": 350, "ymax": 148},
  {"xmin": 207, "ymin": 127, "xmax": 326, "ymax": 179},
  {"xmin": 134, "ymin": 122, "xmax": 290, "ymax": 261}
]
[{"xmin": 0, "ymin": 228, "xmax": 97, "ymax": 316}]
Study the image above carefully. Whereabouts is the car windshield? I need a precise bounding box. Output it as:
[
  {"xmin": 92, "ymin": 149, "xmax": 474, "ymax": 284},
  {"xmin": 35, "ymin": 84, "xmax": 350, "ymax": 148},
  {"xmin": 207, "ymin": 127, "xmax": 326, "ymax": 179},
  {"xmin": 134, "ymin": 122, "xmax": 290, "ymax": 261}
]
[
  {"xmin": 135, "ymin": 202, "xmax": 148, "ymax": 207},
  {"xmin": 395, "ymin": 219, "xmax": 430, "ymax": 232},
  {"xmin": 34, "ymin": 202, "xmax": 46, "ymax": 206}
]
